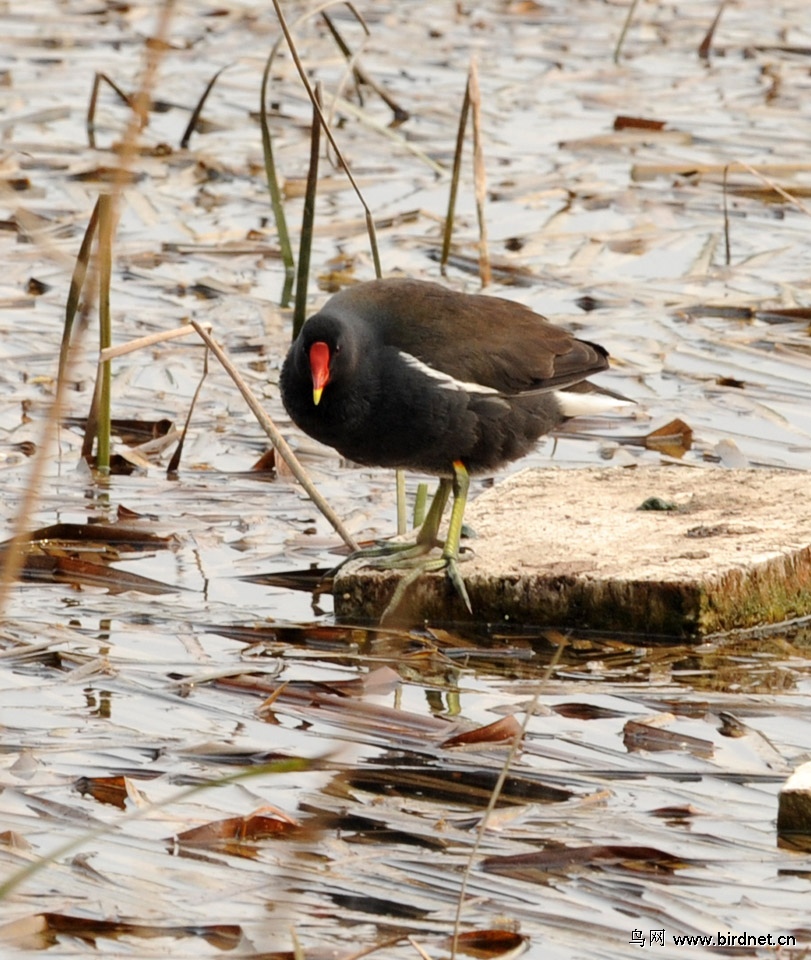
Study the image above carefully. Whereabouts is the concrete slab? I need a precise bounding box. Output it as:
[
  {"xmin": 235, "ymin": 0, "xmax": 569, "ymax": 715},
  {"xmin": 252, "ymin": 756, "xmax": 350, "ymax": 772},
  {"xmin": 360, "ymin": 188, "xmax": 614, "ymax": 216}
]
[
  {"xmin": 778, "ymin": 761, "xmax": 811, "ymax": 841},
  {"xmin": 333, "ymin": 467, "xmax": 811, "ymax": 637}
]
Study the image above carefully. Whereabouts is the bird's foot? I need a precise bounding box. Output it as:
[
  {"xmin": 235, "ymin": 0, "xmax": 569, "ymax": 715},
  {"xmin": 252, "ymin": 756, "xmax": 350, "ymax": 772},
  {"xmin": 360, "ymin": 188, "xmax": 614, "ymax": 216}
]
[
  {"xmin": 380, "ymin": 551, "xmax": 472, "ymax": 623},
  {"xmin": 330, "ymin": 466, "xmax": 474, "ymax": 623},
  {"xmin": 329, "ymin": 536, "xmax": 440, "ymax": 579},
  {"xmin": 372, "ymin": 539, "xmax": 452, "ymax": 569}
]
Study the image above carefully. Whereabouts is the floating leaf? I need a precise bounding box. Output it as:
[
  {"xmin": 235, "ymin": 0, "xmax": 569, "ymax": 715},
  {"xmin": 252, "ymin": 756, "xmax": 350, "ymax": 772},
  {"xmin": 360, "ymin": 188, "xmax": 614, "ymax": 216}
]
[
  {"xmin": 172, "ymin": 806, "xmax": 300, "ymax": 851},
  {"xmin": 452, "ymin": 928, "xmax": 529, "ymax": 959},
  {"xmin": 441, "ymin": 715, "xmax": 522, "ymax": 748},
  {"xmin": 623, "ymin": 717, "xmax": 715, "ymax": 758},
  {"xmin": 644, "ymin": 418, "xmax": 693, "ymax": 458},
  {"xmin": 15, "ymin": 554, "xmax": 178, "ymax": 594},
  {"xmin": 614, "ymin": 115, "xmax": 667, "ymax": 131},
  {"xmin": 482, "ymin": 844, "xmax": 691, "ymax": 882},
  {"xmin": 0, "ymin": 914, "xmax": 241, "ymax": 950},
  {"xmin": 75, "ymin": 774, "xmax": 157, "ymax": 809}
]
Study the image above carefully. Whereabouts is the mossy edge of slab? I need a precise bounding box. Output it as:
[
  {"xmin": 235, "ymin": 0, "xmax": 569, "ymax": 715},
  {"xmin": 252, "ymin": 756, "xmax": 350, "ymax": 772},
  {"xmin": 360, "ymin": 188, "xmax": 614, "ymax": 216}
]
[
  {"xmin": 332, "ymin": 467, "xmax": 811, "ymax": 637},
  {"xmin": 334, "ymin": 546, "xmax": 811, "ymax": 637}
]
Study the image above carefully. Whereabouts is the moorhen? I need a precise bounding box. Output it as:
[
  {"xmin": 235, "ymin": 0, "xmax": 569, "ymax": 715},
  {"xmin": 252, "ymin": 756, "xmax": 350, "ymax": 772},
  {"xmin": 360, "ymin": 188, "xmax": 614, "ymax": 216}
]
[{"xmin": 280, "ymin": 278, "xmax": 621, "ymax": 615}]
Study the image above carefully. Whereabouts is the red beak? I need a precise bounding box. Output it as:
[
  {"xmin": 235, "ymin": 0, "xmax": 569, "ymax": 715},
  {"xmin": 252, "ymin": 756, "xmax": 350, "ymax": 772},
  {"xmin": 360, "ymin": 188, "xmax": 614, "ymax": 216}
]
[{"xmin": 309, "ymin": 341, "xmax": 331, "ymax": 406}]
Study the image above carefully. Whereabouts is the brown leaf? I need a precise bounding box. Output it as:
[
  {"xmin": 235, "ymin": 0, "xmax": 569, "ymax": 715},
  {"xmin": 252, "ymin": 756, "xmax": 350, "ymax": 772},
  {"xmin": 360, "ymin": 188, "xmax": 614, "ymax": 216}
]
[
  {"xmin": 614, "ymin": 115, "xmax": 667, "ymax": 131},
  {"xmin": 0, "ymin": 913, "xmax": 241, "ymax": 950},
  {"xmin": 644, "ymin": 417, "xmax": 693, "ymax": 458},
  {"xmin": 649, "ymin": 804, "xmax": 699, "ymax": 819},
  {"xmin": 441, "ymin": 715, "xmax": 523, "ymax": 748},
  {"xmin": 551, "ymin": 701, "xmax": 627, "ymax": 720},
  {"xmin": 250, "ymin": 447, "xmax": 276, "ymax": 472},
  {"xmin": 75, "ymin": 774, "xmax": 156, "ymax": 809},
  {"xmin": 623, "ymin": 717, "xmax": 714, "ymax": 758},
  {"xmin": 341, "ymin": 766, "xmax": 572, "ymax": 806},
  {"xmin": 452, "ymin": 928, "xmax": 528, "ymax": 958},
  {"xmin": 63, "ymin": 416, "xmax": 174, "ymax": 445},
  {"xmin": 755, "ymin": 306, "xmax": 811, "ymax": 323},
  {"xmin": 0, "ymin": 830, "xmax": 32, "ymax": 851},
  {"xmin": 70, "ymin": 167, "xmax": 143, "ymax": 184},
  {"xmin": 173, "ymin": 806, "xmax": 300, "ymax": 849},
  {"xmin": 482, "ymin": 844, "xmax": 691, "ymax": 881},
  {"xmin": 17, "ymin": 554, "xmax": 177, "ymax": 594},
  {"xmin": 4, "ymin": 521, "xmax": 174, "ymax": 549}
]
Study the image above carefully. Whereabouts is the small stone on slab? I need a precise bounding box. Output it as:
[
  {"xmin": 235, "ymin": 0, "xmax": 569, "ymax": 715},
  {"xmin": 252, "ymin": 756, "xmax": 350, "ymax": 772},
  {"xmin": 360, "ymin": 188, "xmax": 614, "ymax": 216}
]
[{"xmin": 334, "ymin": 467, "xmax": 811, "ymax": 637}]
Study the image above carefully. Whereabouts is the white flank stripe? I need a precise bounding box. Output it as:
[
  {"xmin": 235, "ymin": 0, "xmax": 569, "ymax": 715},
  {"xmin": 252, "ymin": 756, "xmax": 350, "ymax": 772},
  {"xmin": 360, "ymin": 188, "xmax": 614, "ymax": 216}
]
[
  {"xmin": 399, "ymin": 351, "xmax": 500, "ymax": 394},
  {"xmin": 554, "ymin": 389, "xmax": 636, "ymax": 418}
]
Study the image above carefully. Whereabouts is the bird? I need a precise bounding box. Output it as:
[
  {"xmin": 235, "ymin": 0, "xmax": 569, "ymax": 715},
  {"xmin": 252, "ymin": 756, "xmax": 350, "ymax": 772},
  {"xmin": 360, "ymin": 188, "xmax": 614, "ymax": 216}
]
[{"xmin": 280, "ymin": 277, "xmax": 623, "ymax": 617}]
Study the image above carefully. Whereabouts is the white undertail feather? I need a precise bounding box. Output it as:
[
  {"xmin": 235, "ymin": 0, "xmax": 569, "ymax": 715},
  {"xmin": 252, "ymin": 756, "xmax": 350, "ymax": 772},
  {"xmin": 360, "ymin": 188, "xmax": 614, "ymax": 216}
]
[{"xmin": 553, "ymin": 390, "xmax": 636, "ymax": 418}]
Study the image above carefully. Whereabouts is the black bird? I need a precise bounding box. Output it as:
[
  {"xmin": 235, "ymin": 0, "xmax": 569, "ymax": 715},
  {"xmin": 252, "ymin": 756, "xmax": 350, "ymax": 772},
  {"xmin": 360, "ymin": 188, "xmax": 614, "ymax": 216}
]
[{"xmin": 280, "ymin": 278, "xmax": 620, "ymax": 613}]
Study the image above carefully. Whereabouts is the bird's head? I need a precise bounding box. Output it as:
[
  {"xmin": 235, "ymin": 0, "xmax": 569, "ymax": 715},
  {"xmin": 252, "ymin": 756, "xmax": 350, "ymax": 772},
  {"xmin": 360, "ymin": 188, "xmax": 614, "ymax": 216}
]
[{"xmin": 299, "ymin": 312, "xmax": 357, "ymax": 407}]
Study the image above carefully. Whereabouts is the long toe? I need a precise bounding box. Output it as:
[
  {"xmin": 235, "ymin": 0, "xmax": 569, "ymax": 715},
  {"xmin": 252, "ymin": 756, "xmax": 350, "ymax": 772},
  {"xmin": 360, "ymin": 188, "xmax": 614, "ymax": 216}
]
[
  {"xmin": 379, "ymin": 553, "xmax": 472, "ymax": 622},
  {"xmin": 444, "ymin": 557, "xmax": 472, "ymax": 614},
  {"xmin": 374, "ymin": 541, "xmax": 443, "ymax": 569},
  {"xmin": 329, "ymin": 537, "xmax": 430, "ymax": 577}
]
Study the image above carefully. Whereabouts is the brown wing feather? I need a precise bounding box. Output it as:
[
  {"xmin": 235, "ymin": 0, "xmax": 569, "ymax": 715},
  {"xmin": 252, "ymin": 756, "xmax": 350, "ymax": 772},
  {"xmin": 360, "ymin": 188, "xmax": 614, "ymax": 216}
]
[{"xmin": 333, "ymin": 279, "xmax": 608, "ymax": 395}]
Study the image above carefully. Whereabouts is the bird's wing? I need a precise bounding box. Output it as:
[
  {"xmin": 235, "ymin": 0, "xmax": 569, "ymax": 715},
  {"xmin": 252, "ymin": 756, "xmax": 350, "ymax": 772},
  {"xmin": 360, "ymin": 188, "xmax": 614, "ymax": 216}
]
[{"xmin": 371, "ymin": 281, "xmax": 610, "ymax": 395}]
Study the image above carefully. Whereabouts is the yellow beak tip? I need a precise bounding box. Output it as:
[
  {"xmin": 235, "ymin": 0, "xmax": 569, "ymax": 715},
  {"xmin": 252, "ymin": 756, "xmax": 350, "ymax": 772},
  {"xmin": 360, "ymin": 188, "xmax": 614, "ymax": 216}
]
[{"xmin": 313, "ymin": 388, "xmax": 323, "ymax": 406}]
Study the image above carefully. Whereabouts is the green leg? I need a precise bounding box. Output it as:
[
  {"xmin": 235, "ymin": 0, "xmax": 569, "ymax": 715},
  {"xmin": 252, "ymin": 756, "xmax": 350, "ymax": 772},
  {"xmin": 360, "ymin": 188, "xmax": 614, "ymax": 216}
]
[
  {"xmin": 415, "ymin": 478, "xmax": 451, "ymax": 547},
  {"xmin": 412, "ymin": 482, "xmax": 428, "ymax": 528},
  {"xmin": 440, "ymin": 462, "xmax": 472, "ymax": 612},
  {"xmin": 380, "ymin": 462, "xmax": 473, "ymax": 621},
  {"xmin": 376, "ymin": 475, "xmax": 451, "ymax": 564},
  {"xmin": 442, "ymin": 462, "xmax": 469, "ymax": 562}
]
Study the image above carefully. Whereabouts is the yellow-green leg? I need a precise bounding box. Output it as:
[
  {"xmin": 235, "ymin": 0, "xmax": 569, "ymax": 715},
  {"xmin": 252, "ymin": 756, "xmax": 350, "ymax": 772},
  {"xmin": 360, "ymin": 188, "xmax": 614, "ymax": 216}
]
[
  {"xmin": 415, "ymin": 477, "xmax": 451, "ymax": 548},
  {"xmin": 442, "ymin": 461, "xmax": 469, "ymax": 562},
  {"xmin": 380, "ymin": 462, "xmax": 473, "ymax": 620},
  {"xmin": 439, "ymin": 461, "xmax": 472, "ymax": 611}
]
